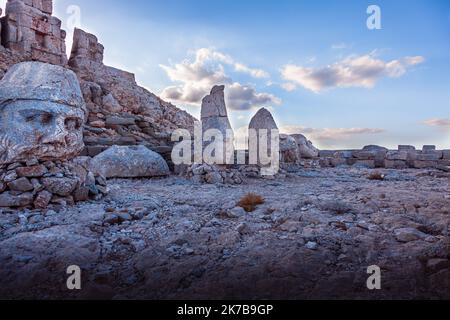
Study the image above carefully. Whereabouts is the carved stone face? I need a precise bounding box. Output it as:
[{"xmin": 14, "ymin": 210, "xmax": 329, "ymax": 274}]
[
  {"xmin": 0, "ymin": 100, "xmax": 84, "ymax": 164},
  {"xmin": 0, "ymin": 61, "xmax": 86, "ymax": 165}
]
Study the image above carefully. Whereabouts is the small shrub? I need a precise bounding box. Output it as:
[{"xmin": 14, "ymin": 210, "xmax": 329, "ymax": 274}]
[
  {"xmin": 237, "ymin": 193, "xmax": 265, "ymax": 212},
  {"xmin": 368, "ymin": 172, "xmax": 385, "ymax": 181},
  {"xmin": 320, "ymin": 200, "xmax": 352, "ymax": 215}
]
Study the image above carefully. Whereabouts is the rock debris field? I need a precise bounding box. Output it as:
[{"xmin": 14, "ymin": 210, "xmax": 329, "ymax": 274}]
[{"xmin": 1, "ymin": 167, "xmax": 449, "ymax": 300}]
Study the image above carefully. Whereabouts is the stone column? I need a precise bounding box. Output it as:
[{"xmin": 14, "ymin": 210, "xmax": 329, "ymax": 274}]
[{"xmin": 201, "ymin": 85, "xmax": 234, "ymax": 165}]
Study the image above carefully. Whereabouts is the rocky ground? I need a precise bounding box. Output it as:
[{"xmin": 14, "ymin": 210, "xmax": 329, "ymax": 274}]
[{"xmin": 0, "ymin": 167, "xmax": 449, "ymax": 300}]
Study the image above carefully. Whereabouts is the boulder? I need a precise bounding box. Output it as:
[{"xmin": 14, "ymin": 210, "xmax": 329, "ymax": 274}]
[
  {"xmin": 280, "ymin": 134, "xmax": 300, "ymax": 163},
  {"xmin": 386, "ymin": 151, "xmax": 409, "ymax": 161},
  {"xmin": 0, "ymin": 192, "xmax": 34, "ymax": 207},
  {"xmin": 42, "ymin": 177, "xmax": 79, "ymax": 197},
  {"xmin": 34, "ymin": 191, "xmax": 53, "ymax": 209},
  {"xmin": 291, "ymin": 134, "xmax": 319, "ymax": 159},
  {"xmin": 363, "ymin": 145, "xmax": 388, "ymax": 152},
  {"xmin": 394, "ymin": 228, "xmax": 428, "ymax": 243},
  {"xmin": 91, "ymin": 145, "xmax": 170, "ymax": 178},
  {"xmin": 15, "ymin": 165, "xmax": 48, "ymax": 178},
  {"xmin": 7, "ymin": 177, "xmax": 34, "ymax": 192}
]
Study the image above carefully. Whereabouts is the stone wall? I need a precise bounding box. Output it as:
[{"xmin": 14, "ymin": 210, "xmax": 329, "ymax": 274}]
[
  {"xmin": 0, "ymin": 0, "xmax": 67, "ymax": 65},
  {"xmin": 0, "ymin": 158, "xmax": 107, "ymax": 210},
  {"xmin": 67, "ymin": 28, "xmax": 196, "ymax": 168},
  {"xmin": 318, "ymin": 145, "xmax": 450, "ymax": 170}
]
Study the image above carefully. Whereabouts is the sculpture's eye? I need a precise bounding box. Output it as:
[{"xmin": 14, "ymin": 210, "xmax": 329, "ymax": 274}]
[
  {"xmin": 65, "ymin": 117, "xmax": 82, "ymax": 130},
  {"xmin": 22, "ymin": 111, "xmax": 53, "ymax": 124},
  {"xmin": 40, "ymin": 113, "xmax": 53, "ymax": 124}
]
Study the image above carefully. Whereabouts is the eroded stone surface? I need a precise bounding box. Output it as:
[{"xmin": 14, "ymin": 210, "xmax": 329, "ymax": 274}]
[
  {"xmin": 0, "ymin": 167, "xmax": 449, "ymax": 299},
  {"xmin": 292, "ymin": 134, "xmax": 319, "ymax": 159},
  {"xmin": 90, "ymin": 145, "xmax": 170, "ymax": 179},
  {"xmin": 0, "ymin": 62, "xmax": 86, "ymax": 165},
  {"xmin": 0, "ymin": 157, "xmax": 107, "ymax": 209},
  {"xmin": 1, "ymin": 0, "xmax": 67, "ymax": 65}
]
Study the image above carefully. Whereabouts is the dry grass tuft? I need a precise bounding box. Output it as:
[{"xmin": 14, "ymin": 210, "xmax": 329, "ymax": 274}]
[
  {"xmin": 237, "ymin": 193, "xmax": 265, "ymax": 212},
  {"xmin": 368, "ymin": 172, "xmax": 385, "ymax": 181}
]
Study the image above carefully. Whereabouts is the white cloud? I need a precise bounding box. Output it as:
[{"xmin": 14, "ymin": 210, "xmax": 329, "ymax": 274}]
[
  {"xmin": 281, "ymin": 82, "xmax": 297, "ymax": 92},
  {"xmin": 281, "ymin": 53, "xmax": 425, "ymax": 93},
  {"xmin": 160, "ymin": 48, "xmax": 279, "ymax": 111},
  {"xmin": 233, "ymin": 124, "xmax": 385, "ymax": 150},
  {"xmin": 424, "ymin": 118, "xmax": 450, "ymax": 130},
  {"xmin": 280, "ymin": 125, "xmax": 385, "ymax": 148},
  {"xmin": 331, "ymin": 43, "xmax": 349, "ymax": 50},
  {"xmin": 227, "ymin": 82, "xmax": 281, "ymax": 111}
]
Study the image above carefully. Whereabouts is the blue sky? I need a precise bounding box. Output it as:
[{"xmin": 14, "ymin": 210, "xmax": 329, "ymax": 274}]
[{"xmin": 4, "ymin": 0, "xmax": 449, "ymax": 149}]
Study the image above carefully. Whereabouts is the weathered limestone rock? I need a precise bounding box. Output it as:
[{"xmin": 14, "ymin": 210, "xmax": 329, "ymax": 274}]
[
  {"xmin": 7, "ymin": 177, "xmax": 34, "ymax": 192},
  {"xmin": 362, "ymin": 145, "xmax": 388, "ymax": 152},
  {"xmin": 0, "ymin": 62, "xmax": 86, "ymax": 165},
  {"xmin": 1, "ymin": 0, "xmax": 67, "ymax": 65},
  {"xmin": 386, "ymin": 151, "xmax": 409, "ymax": 161},
  {"xmin": 280, "ymin": 134, "xmax": 300, "ymax": 163},
  {"xmin": 41, "ymin": 177, "xmax": 78, "ymax": 197},
  {"xmin": 249, "ymin": 108, "xmax": 278, "ymax": 133},
  {"xmin": 187, "ymin": 163, "xmax": 246, "ymax": 185},
  {"xmin": 249, "ymin": 108, "xmax": 279, "ymax": 165},
  {"xmin": 423, "ymin": 145, "xmax": 436, "ymax": 152},
  {"xmin": 201, "ymin": 86, "xmax": 234, "ymax": 164},
  {"xmin": 0, "ymin": 191, "xmax": 34, "ymax": 207},
  {"xmin": 90, "ymin": 145, "xmax": 170, "ymax": 179},
  {"xmin": 443, "ymin": 150, "xmax": 450, "ymax": 160},
  {"xmin": 0, "ymin": 158, "xmax": 107, "ymax": 209},
  {"xmin": 399, "ymin": 145, "xmax": 416, "ymax": 151},
  {"xmin": 291, "ymin": 134, "xmax": 319, "ymax": 159},
  {"xmin": 394, "ymin": 228, "xmax": 428, "ymax": 243},
  {"xmin": 68, "ymin": 28, "xmax": 104, "ymax": 72},
  {"xmin": 102, "ymin": 93, "xmax": 122, "ymax": 113},
  {"xmin": 69, "ymin": 28, "xmax": 195, "ymax": 136}
]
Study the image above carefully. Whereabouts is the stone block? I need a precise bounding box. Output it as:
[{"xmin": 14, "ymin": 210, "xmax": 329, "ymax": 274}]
[
  {"xmin": 354, "ymin": 160, "xmax": 376, "ymax": 168},
  {"xmin": 352, "ymin": 151, "xmax": 376, "ymax": 160},
  {"xmin": 416, "ymin": 152, "xmax": 442, "ymax": 161},
  {"xmin": 330, "ymin": 158, "xmax": 347, "ymax": 167},
  {"xmin": 422, "ymin": 145, "xmax": 436, "ymax": 152},
  {"xmin": 413, "ymin": 161, "xmax": 437, "ymax": 169},
  {"xmin": 334, "ymin": 150, "xmax": 353, "ymax": 159},
  {"xmin": 384, "ymin": 160, "xmax": 408, "ymax": 169},
  {"xmin": 398, "ymin": 145, "xmax": 416, "ymax": 151},
  {"xmin": 319, "ymin": 151, "xmax": 335, "ymax": 158},
  {"xmin": 386, "ymin": 151, "xmax": 408, "ymax": 161}
]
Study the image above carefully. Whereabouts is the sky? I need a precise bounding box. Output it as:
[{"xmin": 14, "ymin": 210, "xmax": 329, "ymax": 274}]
[{"xmin": 2, "ymin": 0, "xmax": 449, "ymax": 149}]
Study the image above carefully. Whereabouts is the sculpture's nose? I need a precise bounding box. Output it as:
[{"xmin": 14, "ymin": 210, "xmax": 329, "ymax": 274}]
[{"xmin": 41, "ymin": 118, "xmax": 67, "ymax": 145}]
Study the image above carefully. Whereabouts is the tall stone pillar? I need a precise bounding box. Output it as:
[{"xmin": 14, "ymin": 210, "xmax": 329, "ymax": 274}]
[{"xmin": 201, "ymin": 85, "xmax": 235, "ymax": 165}]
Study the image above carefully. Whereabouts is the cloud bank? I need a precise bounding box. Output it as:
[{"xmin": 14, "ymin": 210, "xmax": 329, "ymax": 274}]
[
  {"xmin": 160, "ymin": 48, "xmax": 280, "ymax": 111},
  {"xmin": 424, "ymin": 118, "xmax": 450, "ymax": 130},
  {"xmin": 281, "ymin": 54, "xmax": 425, "ymax": 93},
  {"xmin": 281, "ymin": 126, "xmax": 385, "ymax": 141}
]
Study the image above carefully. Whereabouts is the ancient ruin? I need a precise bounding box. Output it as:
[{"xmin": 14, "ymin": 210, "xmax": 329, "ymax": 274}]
[
  {"xmin": 201, "ymin": 85, "xmax": 234, "ymax": 164},
  {"xmin": 0, "ymin": 62, "xmax": 85, "ymax": 164},
  {"xmin": 0, "ymin": 0, "xmax": 67, "ymax": 65},
  {"xmin": 0, "ymin": 0, "xmax": 449, "ymax": 301}
]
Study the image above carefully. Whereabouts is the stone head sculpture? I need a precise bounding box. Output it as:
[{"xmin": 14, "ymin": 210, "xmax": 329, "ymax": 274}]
[{"xmin": 0, "ymin": 62, "xmax": 87, "ymax": 165}]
